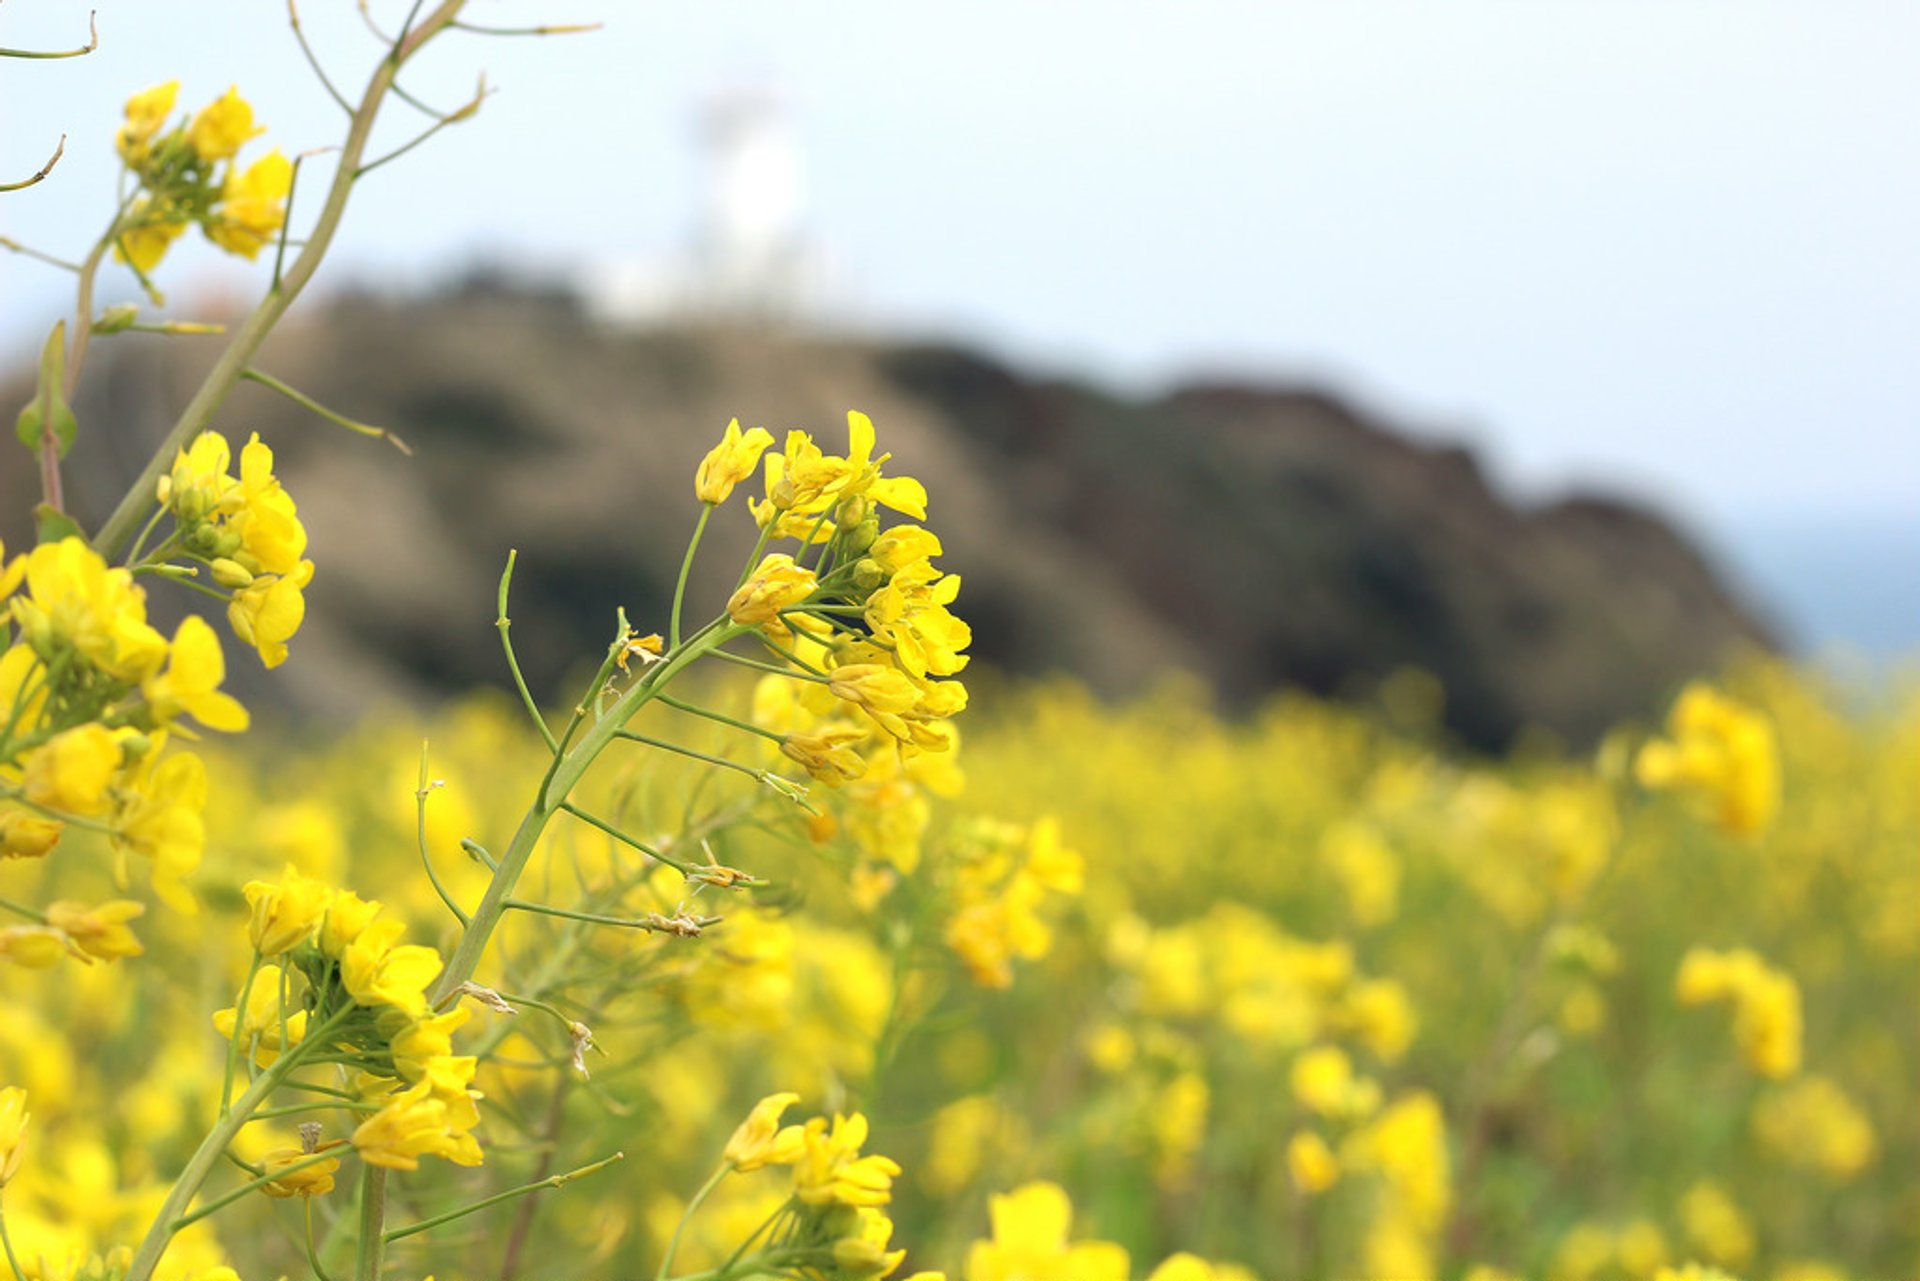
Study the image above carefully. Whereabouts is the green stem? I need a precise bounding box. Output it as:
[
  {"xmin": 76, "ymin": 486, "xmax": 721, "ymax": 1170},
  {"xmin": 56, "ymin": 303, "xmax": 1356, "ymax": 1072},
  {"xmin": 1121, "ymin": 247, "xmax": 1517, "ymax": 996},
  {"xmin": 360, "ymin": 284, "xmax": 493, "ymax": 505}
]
[
  {"xmin": 0, "ymin": 896, "xmax": 47, "ymax": 923},
  {"xmin": 172, "ymin": 1150, "xmax": 344, "ymax": 1230},
  {"xmin": 496, "ymin": 550, "xmax": 558, "ymax": 752},
  {"xmin": 612, "ymin": 731, "xmax": 767, "ymax": 783},
  {"xmin": 240, "ymin": 367, "xmax": 412, "ymax": 454},
  {"xmin": 656, "ymin": 1163, "xmax": 731, "ymax": 1281},
  {"xmin": 557, "ymin": 801, "xmax": 693, "ymax": 875},
  {"xmin": 426, "ymin": 622, "xmax": 749, "ymax": 1007},
  {"xmin": 656, "ymin": 693, "xmax": 783, "ymax": 743},
  {"xmin": 123, "ymin": 1004, "xmax": 353, "ymax": 1281},
  {"xmin": 384, "ymin": 1150, "xmax": 624, "ymax": 1243},
  {"xmin": 0, "ymin": 1205, "xmax": 26, "ymax": 1281},
  {"xmin": 705, "ymin": 648, "xmax": 831, "ymax": 683},
  {"xmin": 671, "ymin": 505, "xmax": 712, "ymax": 649},
  {"xmin": 355, "ymin": 1166, "xmax": 387, "ymax": 1281},
  {"xmin": 122, "ymin": 503, "xmax": 170, "ymax": 567},
  {"xmin": 305, "ymin": 1199, "xmax": 338, "ymax": 1281},
  {"xmin": 502, "ymin": 899, "xmax": 715, "ymax": 934},
  {"xmin": 416, "ymin": 741, "xmax": 470, "ymax": 926},
  {"xmin": 221, "ymin": 951, "xmax": 266, "ymax": 1115}
]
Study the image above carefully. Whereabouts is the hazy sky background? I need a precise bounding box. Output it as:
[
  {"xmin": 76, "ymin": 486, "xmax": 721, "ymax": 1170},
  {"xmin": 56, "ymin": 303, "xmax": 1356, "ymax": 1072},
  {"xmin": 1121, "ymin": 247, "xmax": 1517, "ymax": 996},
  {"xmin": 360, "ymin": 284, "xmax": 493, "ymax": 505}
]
[{"xmin": 4, "ymin": 2, "xmax": 1916, "ymax": 650}]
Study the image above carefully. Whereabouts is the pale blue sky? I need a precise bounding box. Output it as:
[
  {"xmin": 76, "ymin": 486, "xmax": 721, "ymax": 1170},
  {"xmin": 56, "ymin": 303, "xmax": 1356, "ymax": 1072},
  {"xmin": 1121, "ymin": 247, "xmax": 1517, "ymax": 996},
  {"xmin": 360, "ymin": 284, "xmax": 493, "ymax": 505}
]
[{"xmin": 4, "ymin": 2, "xmax": 1917, "ymax": 646}]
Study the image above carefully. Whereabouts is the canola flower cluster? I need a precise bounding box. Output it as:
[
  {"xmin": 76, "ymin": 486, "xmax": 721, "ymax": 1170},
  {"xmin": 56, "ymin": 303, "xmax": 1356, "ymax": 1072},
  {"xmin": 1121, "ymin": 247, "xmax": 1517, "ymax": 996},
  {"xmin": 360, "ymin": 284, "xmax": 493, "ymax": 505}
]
[{"xmin": 112, "ymin": 83, "xmax": 291, "ymax": 277}]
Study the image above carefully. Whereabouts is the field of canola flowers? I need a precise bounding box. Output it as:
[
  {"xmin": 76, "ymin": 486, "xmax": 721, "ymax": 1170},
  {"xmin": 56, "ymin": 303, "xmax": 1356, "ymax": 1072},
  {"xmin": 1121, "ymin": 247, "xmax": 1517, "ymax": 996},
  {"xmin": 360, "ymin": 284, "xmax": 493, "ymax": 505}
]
[{"xmin": 4, "ymin": 9, "xmax": 1918, "ymax": 1281}]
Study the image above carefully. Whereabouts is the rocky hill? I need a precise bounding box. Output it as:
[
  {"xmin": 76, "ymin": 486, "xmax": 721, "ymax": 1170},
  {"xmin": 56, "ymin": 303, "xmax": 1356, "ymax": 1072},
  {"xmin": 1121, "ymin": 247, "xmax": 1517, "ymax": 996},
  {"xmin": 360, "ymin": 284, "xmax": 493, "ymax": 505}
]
[{"xmin": 2, "ymin": 284, "xmax": 1771, "ymax": 748}]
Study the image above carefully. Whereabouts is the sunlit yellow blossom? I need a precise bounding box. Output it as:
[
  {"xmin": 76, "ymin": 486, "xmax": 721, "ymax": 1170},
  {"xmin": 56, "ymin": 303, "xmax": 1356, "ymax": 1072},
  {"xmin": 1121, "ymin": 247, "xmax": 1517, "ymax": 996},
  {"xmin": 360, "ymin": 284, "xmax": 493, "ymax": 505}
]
[
  {"xmin": 0, "ymin": 806, "xmax": 62, "ymax": 860},
  {"xmin": 111, "ymin": 742, "xmax": 207, "ymax": 912},
  {"xmin": 1636, "ymin": 682, "xmax": 1780, "ymax": 835},
  {"xmin": 186, "ymin": 85, "xmax": 262, "ymax": 161},
  {"xmin": 352, "ymin": 1076, "xmax": 484, "ymax": 1171},
  {"xmin": 1752, "ymin": 1074, "xmax": 1876, "ymax": 1180},
  {"xmin": 261, "ymin": 1144, "xmax": 341, "ymax": 1198},
  {"xmin": 242, "ymin": 865, "xmax": 333, "ymax": 955},
  {"xmin": 792, "ymin": 1112, "xmax": 900, "ymax": 1208},
  {"xmin": 964, "ymin": 1182, "xmax": 1130, "ymax": 1281},
  {"xmin": 831, "ymin": 1206, "xmax": 908, "ymax": 1279},
  {"xmin": 22, "ymin": 724, "xmax": 123, "ymax": 816},
  {"xmin": 696, "ymin": 418, "xmax": 776, "ymax": 504},
  {"xmin": 0, "ymin": 925, "xmax": 72, "ymax": 967},
  {"xmin": 235, "ymin": 432, "xmax": 307, "ymax": 573},
  {"xmin": 228, "ymin": 558, "xmax": 314, "ymax": 669},
  {"xmin": 724, "ymin": 1091, "xmax": 806, "ymax": 1171},
  {"xmin": 319, "ymin": 889, "xmax": 382, "ymax": 958},
  {"xmin": 1287, "ymin": 1131, "xmax": 1340, "ymax": 1195},
  {"xmin": 117, "ymin": 81, "xmax": 180, "ymax": 165},
  {"xmin": 212, "ymin": 965, "xmax": 309, "ymax": 1067},
  {"xmin": 1675, "ymin": 946, "xmax": 1801, "ymax": 1078},
  {"xmin": 1681, "ymin": 1180, "xmax": 1755, "ymax": 1270},
  {"xmin": 341, "ymin": 918, "xmax": 442, "ymax": 1018},
  {"xmin": 206, "ymin": 149, "xmax": 292, "ymax": 259},
  {"xmin": 390, "ymin": 1008, "xmax": 472, "ymax": 1083},
  {"xmin": 727, "ymin": 554, "xmax": 817, "ymax": 627},
  {"xmin": 0, "ymin": 1086, "xmax": 26, "ymax": 1186},
  {"xmin": 143, "ymin": 615, "xmax": 249, "ymax": 732},
  {"xmin": 781, "ymin": 727, "xmax": 870, "ymax": 785},
  {"xmin": 44, "ymin": 900, "xmax": 145, "ymax": 962},
  {"xmin": 115, "ymin": 208, "xmax": 190, "ymax": 275},
  {"xmin": 12, "ymin": 537, "xmax": 169, "ymax": 681}
]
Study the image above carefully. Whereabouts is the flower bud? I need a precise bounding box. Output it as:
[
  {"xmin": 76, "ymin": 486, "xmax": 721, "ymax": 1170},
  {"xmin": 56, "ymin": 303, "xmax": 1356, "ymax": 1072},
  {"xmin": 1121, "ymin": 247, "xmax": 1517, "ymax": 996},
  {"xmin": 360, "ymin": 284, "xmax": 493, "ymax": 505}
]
[
  {"xmin": 834, "ymin": 493, "xmax": 870, "ymax": 532},
  {"xmin": 844, "ymin": 517, "xmax": 880, "ymax": 556},
  {"xmin": 96, "ymin": 303, "xmax": 141, "ymax": 335},
  {"xmin": 852, "ymin": 558, "xmax": 886, "ymax": 592},
  {"xmin": 210, "ymin": 557, "xmax": 255, "ymax": 589}
]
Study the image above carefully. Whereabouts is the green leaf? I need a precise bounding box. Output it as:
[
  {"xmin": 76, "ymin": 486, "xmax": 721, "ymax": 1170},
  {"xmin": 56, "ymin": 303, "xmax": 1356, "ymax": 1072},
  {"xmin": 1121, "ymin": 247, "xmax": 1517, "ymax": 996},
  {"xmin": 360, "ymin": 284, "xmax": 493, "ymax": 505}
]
[
  {"xmin": 33, "ymin": 503, "xmax": 83, "ymax": 545},
  {"xmin": 13, "ymin": 320, "xmax": 78, "ymax": 459}
]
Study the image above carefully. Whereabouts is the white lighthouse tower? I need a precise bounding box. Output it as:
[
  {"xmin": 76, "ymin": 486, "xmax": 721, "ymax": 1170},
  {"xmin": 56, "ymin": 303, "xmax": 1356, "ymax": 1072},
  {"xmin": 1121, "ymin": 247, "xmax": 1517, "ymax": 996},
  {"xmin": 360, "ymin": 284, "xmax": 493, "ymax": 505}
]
[{"xmin": 582, "ymin": 76, "xmax": 833, "ymax": 325}]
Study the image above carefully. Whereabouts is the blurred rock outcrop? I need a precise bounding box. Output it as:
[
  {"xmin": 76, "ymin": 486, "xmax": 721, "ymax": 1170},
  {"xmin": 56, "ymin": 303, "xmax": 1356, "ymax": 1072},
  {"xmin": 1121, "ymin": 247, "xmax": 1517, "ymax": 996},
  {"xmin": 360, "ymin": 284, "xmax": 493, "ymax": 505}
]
[{"xmin": 2, "ymin": 284, "xmax": 1770, "ymax": 748}]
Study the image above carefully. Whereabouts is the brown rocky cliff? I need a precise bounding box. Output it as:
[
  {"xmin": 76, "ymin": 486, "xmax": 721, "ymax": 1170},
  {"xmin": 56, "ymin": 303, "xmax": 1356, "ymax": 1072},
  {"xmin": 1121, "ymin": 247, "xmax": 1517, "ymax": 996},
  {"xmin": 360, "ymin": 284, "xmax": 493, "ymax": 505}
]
[{"xmin": 1, "ymin": 287, "xmax": 1771, "ymax": 748}]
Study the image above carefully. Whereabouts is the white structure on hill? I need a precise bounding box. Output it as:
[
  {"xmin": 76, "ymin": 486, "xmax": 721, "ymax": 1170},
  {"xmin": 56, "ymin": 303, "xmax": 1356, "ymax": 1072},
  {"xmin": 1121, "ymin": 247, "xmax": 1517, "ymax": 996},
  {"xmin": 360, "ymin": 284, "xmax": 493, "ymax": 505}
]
[{"xmin": 583, "ymin": 79, "xmax": 837, "ymax": 325}]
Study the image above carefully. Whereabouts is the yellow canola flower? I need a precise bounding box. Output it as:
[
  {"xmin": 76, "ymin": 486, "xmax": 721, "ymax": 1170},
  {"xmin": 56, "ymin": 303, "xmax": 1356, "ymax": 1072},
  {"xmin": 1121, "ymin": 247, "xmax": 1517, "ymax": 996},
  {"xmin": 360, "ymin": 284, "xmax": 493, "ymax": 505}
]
[
  {"xmin": 0, "ymin": 925, "xmax": 68, "ymax": 968},
  {"xmin": 726, "ymin": 554, "xmax": 817, "ymax": 627},
  {"xmin": 838, "ymin": 410, "xmax": 929, "ymax": 520},
  {"xmin": 228, "ymin": 558, "xmax": 314, "ymax": 669},
  {"xmin": 261, "ymin": 1144, "xmax": 341, "ymax": 1198},
  {"xmin": 242, "ymin": 865, "xmax": 333, "ymax": 955},
  {"xmin": 1674, "ymin": 946, "xmax": 1801, "ymax": 1079},
  {"xmin": 791, "ymin": 1112, "xmax": 900, "ymax": 1208},
  {"xmin": 1145, "ymin": 1255, "xmax": 1259, "ymax": 1281},
  {"xmin": 696, "ymin": 418, "xmax": 776, "ymax": 505},
  {"xmin": 187, "ymin": 85, "xmax": 263, "ymax": 162},
  {"xmin": 830, "ymin": 1207, "xmax": 908, "ymax": 1279},
  {"xmin": 0, "ymin": 805, "xmax": 62, "ymax": 860},
  {"xmin": 235, "ymin": 432, "xmax": 308, "ymax": 574},
  {"xmin": 115, "ymin": 204, "xmax": 191, "ymax": 275},
  {"xmin": 44, "ymin": 900, "xmax": 146, "ymax": 962},
  {"xmin": 1287, "ymin": 1131, "xmax": 1340, "ymax": 1195},
  {"xmin": 1751, "ymin": 1074, "xmax": 1876, "ymax": 1180},
  {"xmin": 1680, "ymin": 1180, "xmax": 1755, "ymax": 1271},
  {"xmin": 352, "ymin": 1077, "xmax": 484, "ymax": 1171},
  {"xmin": 111, "ymin": 739, "xmax": 207, "ymax": 912},
  {"xmin": 390, "ymin": 1007, "xmax": 472, "ymax": 1083},
  {"xmin": 781, "ymin": 727, "xmax": 870, "ymax": 786},
  {"xmin": 143, "ymin": 615, "xmax": 250, "ymax": 732},
  {"xmin": 1636, "ymin": 682, "xmax": 1780, "ymax": 836},
  {"xmin": 21, "ymin": 723, "xmax": 123, "ymax": 816},
  {"xmin": 341, "ymin": 918, "xmax": 442, "ymax": 1018},
  {"xmin": 117, "ymin": 80, "xmax": 180, "ymax": 165},
  {"xmin": 207, "ymin": 149, "xmax": 293, "ymax": 259},
  {"xmin": 319, "ymin": 889, "xmax": 382, "ymax": 958},
  {"xmin": 964, "ymin": 1182, "xmax": 1130, "ymax": 1281},
  {"xmin": 12, "ymin": 537, "xmax": 169, "ymax": 683},
  {"xmin": 724, "ymin": 1091, "xmax": 807, "ymax": 1171},
  {"xmin": 212, "ymin": 965, "xmax": 310, "ymax": 1067}
]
